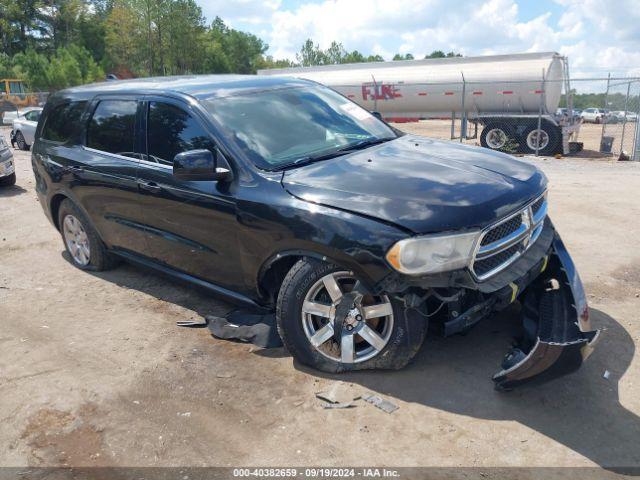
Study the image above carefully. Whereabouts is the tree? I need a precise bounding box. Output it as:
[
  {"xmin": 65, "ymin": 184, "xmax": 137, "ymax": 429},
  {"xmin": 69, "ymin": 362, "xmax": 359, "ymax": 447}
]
[
  {"xmin": 393, "ymin": 53, "xmax": 414, "ymax": 61},
  {"xmin": 426, "ymin": 50, "xmax": 462, "ymax": 59}
]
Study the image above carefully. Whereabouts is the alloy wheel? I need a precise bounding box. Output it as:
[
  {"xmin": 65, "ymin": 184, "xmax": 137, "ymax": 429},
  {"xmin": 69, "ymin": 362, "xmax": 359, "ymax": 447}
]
[
  {"xmin": 301, "ymin": 271, "xmax": 394, "ymax": 363},
  {"xmin": 62, "ymin": 214, "xmax": 91, "ymax": 266}
]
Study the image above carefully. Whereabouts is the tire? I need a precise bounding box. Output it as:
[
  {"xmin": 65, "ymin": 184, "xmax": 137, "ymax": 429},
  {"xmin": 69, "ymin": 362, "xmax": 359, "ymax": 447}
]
[
  {"xmin": 521, "ymin": 123, "xmax": 560, "ymax": 155},
  {"xmin": 276, "ymin": 258, "xmax": 427, "ymax": 373},
  {"xmin": 0, "ymin": 172, "xmax": 16, "ymax": 187},
  {"xmin": 594, "ymin": 116, "xmax": 601, "ymax": 124},
  {"xmin": 15, "ymin": 131, "xmax": 28, "ymax": 151},
  {"xmin": 480, "ymin": 123, "xmax": 517, "ymax": 152},
  {"xmin": 58, "ymin": 199, "xmax": 119, "ymax": 271}
]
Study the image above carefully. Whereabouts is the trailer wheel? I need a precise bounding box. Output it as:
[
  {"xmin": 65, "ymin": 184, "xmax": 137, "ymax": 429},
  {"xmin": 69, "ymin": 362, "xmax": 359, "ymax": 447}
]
[
  {"xmin": 480, "ymin": 123, "xmax": 516, "ymax": 152},
  {"xmin": 522, "ymin": 124, "xmax": 560, "ymax": 155}
]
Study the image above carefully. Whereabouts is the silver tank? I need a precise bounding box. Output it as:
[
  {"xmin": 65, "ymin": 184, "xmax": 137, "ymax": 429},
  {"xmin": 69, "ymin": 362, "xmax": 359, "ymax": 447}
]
[{"xmin": 258, "ymin": 52, "xmax": 565, "ymax": 118}]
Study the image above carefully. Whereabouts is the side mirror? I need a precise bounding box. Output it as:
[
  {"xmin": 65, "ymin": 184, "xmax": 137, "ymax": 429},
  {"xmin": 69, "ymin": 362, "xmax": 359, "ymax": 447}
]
[
  {"xmin": 172, "ymin": 149, "xmax": 233, "ymax": 182},
  {"xmin": 372, "ymin": 111, "xmax": 383, "ymax": 121}
]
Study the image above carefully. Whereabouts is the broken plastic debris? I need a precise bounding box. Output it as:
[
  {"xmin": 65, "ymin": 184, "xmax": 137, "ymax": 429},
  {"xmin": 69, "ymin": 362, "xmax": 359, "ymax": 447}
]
[
  {"xmin": 322, "ymin": 402, "xmax": 356, "ymax": 409},
  {"xmin": 603, "ymin": 370, "xmax": 610, "ymax": 379},
  {"xmin": 361, "ymin": 393, "xmax": 399, "ymax": 414},
  {"xmin": 315, "ymin": 382, "xmax": 353, "ymax": 404},
  {"xmin": 176, "ymin": 318, "xmax": 208, "ymax": 328}
]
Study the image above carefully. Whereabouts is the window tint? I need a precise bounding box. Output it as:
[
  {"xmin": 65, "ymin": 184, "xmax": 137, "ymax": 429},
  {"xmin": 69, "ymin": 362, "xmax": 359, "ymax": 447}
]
[
  {"xmin": 87, "ymin": 100, "xmax": 137, "ymax": 156},
  {"xmin": 41, "ymin": 101, "xmax": 87, "ymax": 142},
  {"xmin": 146, "ymin": 102, "xmax": 216, "ymax": 166}
]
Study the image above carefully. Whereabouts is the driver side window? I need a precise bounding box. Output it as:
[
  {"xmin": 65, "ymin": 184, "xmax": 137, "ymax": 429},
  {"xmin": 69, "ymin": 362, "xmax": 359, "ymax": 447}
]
[{"xmin": 146, "ymin": 102, "xmax": 217, "ymax": 166}]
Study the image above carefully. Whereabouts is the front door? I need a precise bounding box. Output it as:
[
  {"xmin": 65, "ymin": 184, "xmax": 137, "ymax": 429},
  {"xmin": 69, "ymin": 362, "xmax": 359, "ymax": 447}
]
[{"xmin": 134, "ymin": 97, "xmax": 244, "ymax": 291}]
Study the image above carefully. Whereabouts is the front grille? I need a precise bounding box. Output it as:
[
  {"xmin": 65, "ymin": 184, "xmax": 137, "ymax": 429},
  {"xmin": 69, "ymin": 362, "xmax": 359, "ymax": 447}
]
[
  {"xmin": 480, "ymin": 215, "xmax": 522, "ymax": 246},
  {"xmin": 531, "ymin": 196, "xmax": 545, "ymax": 215},
  {"xmin": 471, "ymin": 192, "xmax": 547, "ymax": 281},
  {"xmin": 473, "ymin": 243, "xmax": 521, "ymax": 277}
]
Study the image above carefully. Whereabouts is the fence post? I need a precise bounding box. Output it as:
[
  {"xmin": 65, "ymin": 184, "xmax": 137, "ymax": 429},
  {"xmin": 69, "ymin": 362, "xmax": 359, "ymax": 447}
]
[
  {"xmin": 620, "ymin": 81, "xmax": 631, "ymax": 154},
  {"xmin": 600, "ymin": 73, "xmax": 611, "ymax": 152},
  {"xmin": 535, "ymin": 68, "xmax": 545, "ymax": 157},
  {"xmin": 460, "ymin": 73, "xmax": 466, "ymax": 142}
]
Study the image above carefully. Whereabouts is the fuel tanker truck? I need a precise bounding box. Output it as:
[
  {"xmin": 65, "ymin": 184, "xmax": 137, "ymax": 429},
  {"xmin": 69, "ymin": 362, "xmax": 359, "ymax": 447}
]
[{"xmin": 258, "ymin": 52, "xmax": 581, "ymax": 155}]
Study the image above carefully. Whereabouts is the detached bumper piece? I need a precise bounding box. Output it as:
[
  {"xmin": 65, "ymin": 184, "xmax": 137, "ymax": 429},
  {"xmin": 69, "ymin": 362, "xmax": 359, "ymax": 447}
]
[{"xmin": 492, "ymin": 234, "xmax": 600, "ymax": 390}]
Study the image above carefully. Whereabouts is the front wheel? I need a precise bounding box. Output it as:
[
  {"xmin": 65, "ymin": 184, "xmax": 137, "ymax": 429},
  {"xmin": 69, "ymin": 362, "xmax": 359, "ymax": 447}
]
[
  {"xmin": 276, "ymin": 259, "xmax": 427, "ymax": 373},
  {"xmin": 15, "ymin": 131, "xmax": 28, "ymax": 151}
]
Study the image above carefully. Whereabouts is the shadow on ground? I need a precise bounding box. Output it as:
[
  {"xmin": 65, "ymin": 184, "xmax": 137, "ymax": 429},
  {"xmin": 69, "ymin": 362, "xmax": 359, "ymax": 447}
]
[
  {"xmin": 299, "ymin": 307, "xmax": 639, "ymax": 471},
  {"xmin": 77, "ymin": 256, "xmax": 638, "ymax": 470},
  {"xmin": 0, "ymin": 184, "xmax": 27, "ymax": 197}
]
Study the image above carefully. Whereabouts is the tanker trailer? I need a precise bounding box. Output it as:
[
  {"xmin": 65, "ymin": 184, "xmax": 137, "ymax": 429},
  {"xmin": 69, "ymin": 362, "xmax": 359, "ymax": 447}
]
[{"xmin": 258, "ymin": 52, "xmax": 581, "ymax": 155}]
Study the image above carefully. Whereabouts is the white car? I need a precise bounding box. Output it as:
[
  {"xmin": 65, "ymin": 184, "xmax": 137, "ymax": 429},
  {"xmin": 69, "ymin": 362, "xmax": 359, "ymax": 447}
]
[
  {"xmin": 2, "ymin": 106, "xmax": 41, "ymax": 125},
  {"xmin": 11, "ymin": 107, "xmax": 42, "ymax": 150},
  {"xmin": 580, "ymin": 108, "xmax": 611, "ymax": 124},
  {"xmin": 611, "ymin": 111, "xmax": 638, "ymax": 122}
]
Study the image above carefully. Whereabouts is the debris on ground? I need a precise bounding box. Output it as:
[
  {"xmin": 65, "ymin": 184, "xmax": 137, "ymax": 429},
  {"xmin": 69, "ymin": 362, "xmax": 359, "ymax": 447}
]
[
  {"xmin": 207, "ymin": 310, "xmax": 282, "ymax": 348},
  {"xmin": 321, "ymin": 402, "xmax": 356, "ymax": 409},
  {"xmin": 176, "ymin": 318, "xmax": 208, "ymax": 327},
  {"xmin": 360, "ymin": 392, "xmax": 399, "ymax": 414},
  {"xmin": 216, "ymin": 372, "xmax": 235, "ymax": 378},
  {"xmin": 603, "ymin": 370, "xmax": 611, "ymax": 380},
  {"xmin": 315, "ymin": 382, "xmax": 354, "ymax": 404}
]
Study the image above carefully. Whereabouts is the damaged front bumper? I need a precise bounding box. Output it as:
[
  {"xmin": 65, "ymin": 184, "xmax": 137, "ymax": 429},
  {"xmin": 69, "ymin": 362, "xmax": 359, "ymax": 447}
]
[
  {"xmin": 492, "ymin": 232, "xmax": 600, "ymax": 390},
  {"xmin": 378, "ymin": 220, "xmax": 600, "ymax": 389}
]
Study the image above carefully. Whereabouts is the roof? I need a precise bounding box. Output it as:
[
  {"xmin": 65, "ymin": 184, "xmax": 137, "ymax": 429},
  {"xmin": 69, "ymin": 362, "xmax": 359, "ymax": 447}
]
[{"xmin": 60, "ymin": 74, "xmax": 313, "ymax": 100}]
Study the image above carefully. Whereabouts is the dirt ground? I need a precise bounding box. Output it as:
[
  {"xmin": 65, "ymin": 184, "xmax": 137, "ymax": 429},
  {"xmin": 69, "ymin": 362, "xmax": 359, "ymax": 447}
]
[{"xmin": 1, "ymin": 125, "xmax": 639, "ymax": 476}]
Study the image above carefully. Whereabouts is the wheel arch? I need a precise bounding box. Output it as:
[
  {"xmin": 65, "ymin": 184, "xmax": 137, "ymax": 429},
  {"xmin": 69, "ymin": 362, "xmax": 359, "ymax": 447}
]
[
  {"xmin": 256, "ymin": 249, "xmax": 376, "ymax": 306},
  {"xmin": 50, "ymin": 192, "xmax": 70, "ymax": 231}
]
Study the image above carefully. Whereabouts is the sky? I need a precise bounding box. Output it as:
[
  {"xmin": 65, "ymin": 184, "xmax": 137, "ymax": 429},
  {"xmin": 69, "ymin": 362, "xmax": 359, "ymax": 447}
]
[{"xmin": 196, "ymin": 0, "xmax": 640, "ymax": 83}]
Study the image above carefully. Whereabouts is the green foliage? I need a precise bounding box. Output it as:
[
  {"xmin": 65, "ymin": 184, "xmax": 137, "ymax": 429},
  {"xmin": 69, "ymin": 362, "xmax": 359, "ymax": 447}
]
[
  {"xmin": 3, "ymin": 1, "xmax": 468, "ymax": 91},
  {"xmin": 295, "ymin": 39, "xmax": 385, "ymax": 67},
  {"xmin": 393, "ymin": 53, "xmax": 414, "ymax": 61},
  {"xmin": 425, "ymin": 50, "xmax": 462, "ymax": 59}
]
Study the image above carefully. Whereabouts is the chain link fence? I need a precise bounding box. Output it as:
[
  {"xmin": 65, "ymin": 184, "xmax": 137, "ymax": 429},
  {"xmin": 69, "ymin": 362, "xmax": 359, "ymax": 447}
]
[{"xmin": 325, "ymin": 76, "xmax": 640, "ymax": 160}]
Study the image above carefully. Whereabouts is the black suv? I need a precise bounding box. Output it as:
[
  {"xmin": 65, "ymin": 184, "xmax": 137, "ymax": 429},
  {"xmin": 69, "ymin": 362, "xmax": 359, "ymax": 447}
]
[{"xmin": 32, "ymin": 76, "xmax": 599, "ymax": 389}]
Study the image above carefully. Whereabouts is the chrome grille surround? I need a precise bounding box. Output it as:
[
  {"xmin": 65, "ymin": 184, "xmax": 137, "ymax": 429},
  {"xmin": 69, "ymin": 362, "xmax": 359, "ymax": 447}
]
[{"xmin": 471, "ymin": 192, "xmax": 548, "ymax": 281}]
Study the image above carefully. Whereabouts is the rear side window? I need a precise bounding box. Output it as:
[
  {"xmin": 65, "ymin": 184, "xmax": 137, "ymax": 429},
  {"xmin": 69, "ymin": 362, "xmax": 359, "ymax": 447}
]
[
  {"xmin": 146, "ymin": 101, "xmax": 216, "ymax": 165},
  {"xmin": 25, "ymin": 110, "xmax": 41, "ymax": 122},
  {"xmin": 87, "ymin": 100, "xmax": 137, "ymax": 156},
  {"xmin": 41, "ymin": 101, "xmax": 87, "ymax": 142}
]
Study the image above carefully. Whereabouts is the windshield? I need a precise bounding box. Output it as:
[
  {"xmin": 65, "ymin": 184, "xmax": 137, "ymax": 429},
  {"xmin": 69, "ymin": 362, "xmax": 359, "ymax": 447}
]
[{"xmin": 202, "ymin": 85, "xmax": 397, "ymax": 170}]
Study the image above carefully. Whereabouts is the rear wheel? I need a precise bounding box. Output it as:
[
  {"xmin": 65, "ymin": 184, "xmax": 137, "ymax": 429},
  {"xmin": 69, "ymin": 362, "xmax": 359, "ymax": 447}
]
[
  {"xmin": 58, "ymin": 199, "xmax": 119, "ymax": 271},
  {"xmin": 480, "ymin": 123, "xmax": 516, "ymax": 152},
  {"xmin": 15, "ymin": 131, "xmax": 28, "ymax": 151},
  {"xmin": 522, "ymin": 123, "xmax": 560, "ymax": 155},
  {"xmin": 276, "ymin": 258, "xmax": 426, "ymax": 373}
]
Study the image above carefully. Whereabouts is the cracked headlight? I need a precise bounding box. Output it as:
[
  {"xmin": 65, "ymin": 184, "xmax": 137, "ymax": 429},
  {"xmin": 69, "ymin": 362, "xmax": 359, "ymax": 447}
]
[{"xmin": 386, "ymin": 231, "xmax": 480, "ymax": 275}]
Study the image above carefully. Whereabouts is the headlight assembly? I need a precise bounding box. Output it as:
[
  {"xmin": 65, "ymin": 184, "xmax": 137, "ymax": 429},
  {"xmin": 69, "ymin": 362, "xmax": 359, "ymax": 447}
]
[{"xmin": 386, "ymin": 231, "xmax": 480, "ymax": 275}]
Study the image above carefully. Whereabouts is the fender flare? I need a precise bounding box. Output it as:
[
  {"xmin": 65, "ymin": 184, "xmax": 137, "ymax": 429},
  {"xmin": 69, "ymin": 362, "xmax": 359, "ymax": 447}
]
[{"xmin": 256, "ymin": 248, "xmax": 378, "ymax": 300}]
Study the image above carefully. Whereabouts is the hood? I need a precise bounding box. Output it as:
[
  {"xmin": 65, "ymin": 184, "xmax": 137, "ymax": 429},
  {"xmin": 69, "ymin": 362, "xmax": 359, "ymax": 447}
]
[{"xmin": 282, "ymin": 135, "xmax": 547, "ymax": 234}]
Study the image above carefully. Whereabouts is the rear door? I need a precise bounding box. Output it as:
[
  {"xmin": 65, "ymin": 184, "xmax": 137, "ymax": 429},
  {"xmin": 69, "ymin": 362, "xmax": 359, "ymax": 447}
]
[
  {"xmin": 75, "ymin": 96, "xmax": 149, "ymax": 254},
  {"xmin": 133, "ymin": 96, "xmax": 243, "ymax": 291},
  {"xmin": 21, "ymin": 109, "xmax": 40, "ymax": 144}
]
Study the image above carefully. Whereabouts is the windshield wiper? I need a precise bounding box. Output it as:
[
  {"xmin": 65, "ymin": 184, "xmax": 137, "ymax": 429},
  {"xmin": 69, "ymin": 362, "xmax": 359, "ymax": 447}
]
[
  {"xmin": 335, "ymin": 137, "xmax": 393, "ymax": 153},
  {"xmin": 277, "ymin": 137, "xmax": 394, "ymax": 171}
]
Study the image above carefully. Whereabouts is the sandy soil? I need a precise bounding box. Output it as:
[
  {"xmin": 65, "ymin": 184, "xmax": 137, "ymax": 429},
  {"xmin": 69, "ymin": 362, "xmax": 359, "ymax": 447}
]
[{"xmin": 1, "ymin": 126, "xmax": 639, "ymax": 475}]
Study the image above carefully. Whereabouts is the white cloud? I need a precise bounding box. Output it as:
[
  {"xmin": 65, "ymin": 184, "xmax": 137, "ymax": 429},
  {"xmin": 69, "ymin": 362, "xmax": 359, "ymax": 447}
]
[{"xmin": 200, "ymin": 0, "xmax": 640, "ymax": 85}]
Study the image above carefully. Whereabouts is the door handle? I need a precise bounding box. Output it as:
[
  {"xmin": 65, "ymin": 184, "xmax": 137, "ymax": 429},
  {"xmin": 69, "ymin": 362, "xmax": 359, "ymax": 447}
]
[{"xmin": 138, "ymin": 181, "xmax": 162, "ymax": 193}]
